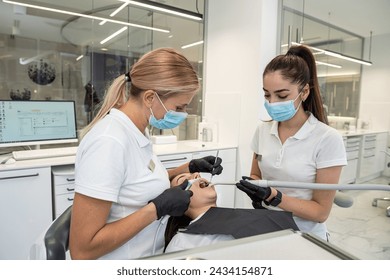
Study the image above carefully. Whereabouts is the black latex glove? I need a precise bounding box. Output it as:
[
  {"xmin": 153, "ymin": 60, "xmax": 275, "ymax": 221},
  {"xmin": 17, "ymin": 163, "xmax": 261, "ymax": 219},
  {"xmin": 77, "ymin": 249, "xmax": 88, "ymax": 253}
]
[
  {"xmin": 236, "ymin": 178, "xmax": 271, "ymax": 209},
  {"xmin": 151, "ymin": 180, "xmax": 193, "ymax": 219},
  {"xmin": 189, "ymin": 156, "xmax": 223, "ymax": 175}
]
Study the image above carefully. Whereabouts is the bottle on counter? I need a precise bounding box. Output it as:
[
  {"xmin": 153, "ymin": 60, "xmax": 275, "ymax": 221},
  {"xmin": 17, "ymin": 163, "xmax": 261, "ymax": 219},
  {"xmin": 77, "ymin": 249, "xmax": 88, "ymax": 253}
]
[{"xmin": 198, "ymin": 117, "xmax": 218, "ymax": 143}]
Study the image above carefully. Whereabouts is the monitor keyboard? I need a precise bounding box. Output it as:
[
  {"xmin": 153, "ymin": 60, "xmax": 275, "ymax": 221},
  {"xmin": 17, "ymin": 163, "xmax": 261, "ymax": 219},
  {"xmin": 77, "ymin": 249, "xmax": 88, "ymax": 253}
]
[{"xmin": 12, "ymin": 146, "xmax": 78, "ymax": 161}]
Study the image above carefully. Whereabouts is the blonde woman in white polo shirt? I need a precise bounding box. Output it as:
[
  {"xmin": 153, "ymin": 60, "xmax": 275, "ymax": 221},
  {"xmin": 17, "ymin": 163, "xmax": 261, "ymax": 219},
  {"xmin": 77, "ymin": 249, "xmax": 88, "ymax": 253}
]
[
  {"xmin": 236, "ymin": 45, "xmax": 347, "ymax": 241},
  {"xmin": 69, "ymin": 48, "xmax": 223, "ymax": 260}
]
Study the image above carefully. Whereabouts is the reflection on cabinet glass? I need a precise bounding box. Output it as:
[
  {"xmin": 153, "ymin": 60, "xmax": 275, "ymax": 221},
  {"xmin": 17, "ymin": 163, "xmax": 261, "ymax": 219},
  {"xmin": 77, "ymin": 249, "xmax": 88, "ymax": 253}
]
[{"xmin": 323, "ymin": 79, "xmax": 360, "ymax": 118}]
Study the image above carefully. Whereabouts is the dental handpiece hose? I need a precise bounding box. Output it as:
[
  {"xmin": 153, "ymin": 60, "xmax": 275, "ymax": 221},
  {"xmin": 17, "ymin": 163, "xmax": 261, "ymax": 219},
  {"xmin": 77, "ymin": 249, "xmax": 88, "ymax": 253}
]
[{"xmin": 247, "ymin": 180, "xmax": 390, "ymax": 191}]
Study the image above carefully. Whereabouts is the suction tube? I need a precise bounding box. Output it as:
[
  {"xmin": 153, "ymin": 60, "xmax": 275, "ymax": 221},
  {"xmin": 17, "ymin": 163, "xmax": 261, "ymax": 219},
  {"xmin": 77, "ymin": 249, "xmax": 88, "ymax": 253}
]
[
  {"xmin": 249, "ymin": 180, "xmax": 390, "ymax": 191},
  {"xmin": 213, "ymin": 180, "xmax": 390, "ymax": 191}
]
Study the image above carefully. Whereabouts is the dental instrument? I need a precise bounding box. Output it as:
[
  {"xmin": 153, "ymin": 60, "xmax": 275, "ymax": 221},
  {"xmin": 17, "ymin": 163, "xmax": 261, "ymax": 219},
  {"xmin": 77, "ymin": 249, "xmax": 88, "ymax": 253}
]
[
  {"xmin": 186, "ymin": 178, "xmax": 210, "ymax": 189},
  {"xmin": 209, "ymin": 150, "xmax": 219, "ymax": 183},
  {"xmin": 185, "ymin": 179, "xmax": 199, "ymax": 190}
]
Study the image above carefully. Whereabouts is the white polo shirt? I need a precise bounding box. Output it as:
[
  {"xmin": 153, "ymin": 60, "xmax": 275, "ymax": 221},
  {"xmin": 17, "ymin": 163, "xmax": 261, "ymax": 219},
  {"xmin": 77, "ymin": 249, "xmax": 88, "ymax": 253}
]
[
  {"xmin": 75, "ymin": 108, "xmax": 169, "ymax": 259},
  {"xmin": 250, "ymin": 113, "xmax": 347, "ymax": 239}
]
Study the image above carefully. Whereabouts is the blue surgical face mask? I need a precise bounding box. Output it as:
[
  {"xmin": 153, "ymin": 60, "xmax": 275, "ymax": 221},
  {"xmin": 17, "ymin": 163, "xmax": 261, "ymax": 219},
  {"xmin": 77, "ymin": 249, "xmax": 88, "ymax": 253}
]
[
  {"xmin": 149, "ymin": 93, "xmax": 188, "ymax": 129},
  {"xmin": 264, "ymin": 92, "xmax": 303, "ymax": 122}
]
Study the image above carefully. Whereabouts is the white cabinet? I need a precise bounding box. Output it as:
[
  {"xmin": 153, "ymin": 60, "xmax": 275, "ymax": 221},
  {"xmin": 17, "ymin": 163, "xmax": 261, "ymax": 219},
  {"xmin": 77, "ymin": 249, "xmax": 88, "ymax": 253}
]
[
  {"xmin": 52, "ymin": 165, "xmax": 75, "ymax": 219},
  {"xmin": 374, "ymin": 132, "xmax": 388, "ymax": 173},
  {"xmin": 158, "ymin": 153, "xmax": 193, "ymax": 169},
  {"xmin": 340, "ymin": 136, "xmax": 360, "ymax": 184},
  {"xmin": 358, "ymin": 134, "xmax": 377, "ymax": 179},
  {"xmin": 0, "ymin": 167, "xmax": 52, "ymax": 259},
  {"xmin": 357, "ymin": 132, "xmax": 388, "ymax": 182}
]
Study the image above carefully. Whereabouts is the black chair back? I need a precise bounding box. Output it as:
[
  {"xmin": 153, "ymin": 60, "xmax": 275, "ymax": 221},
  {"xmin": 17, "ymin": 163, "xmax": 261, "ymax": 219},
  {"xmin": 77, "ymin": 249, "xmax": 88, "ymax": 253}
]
[{"xmin": 44, "ymin": 205, "xmax": 72, "ymax": 260}]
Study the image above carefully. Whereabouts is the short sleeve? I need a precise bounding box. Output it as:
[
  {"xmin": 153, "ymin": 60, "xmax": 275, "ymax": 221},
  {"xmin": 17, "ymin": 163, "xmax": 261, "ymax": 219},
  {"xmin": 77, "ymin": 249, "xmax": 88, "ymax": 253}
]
[
  {"xmin": 250, "ymin": 124, "xmax": 261, "ymax": 154},
  {"xmin": 316, "ymin": 129, "xmax": 347, "ymax": 169},
  {"xmin": 75, "ymin": 136, "xmax": 126, "ymax": 202}
]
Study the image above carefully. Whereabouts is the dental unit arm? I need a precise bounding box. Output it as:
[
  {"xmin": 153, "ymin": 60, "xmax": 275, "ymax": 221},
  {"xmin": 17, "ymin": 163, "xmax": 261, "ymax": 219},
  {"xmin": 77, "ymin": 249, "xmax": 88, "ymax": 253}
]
[
  {"xmin": 246, "ymin": 180, "xmax": 390, "ymax": 191},
  {"xmin": 215, "ymin": 179, "xmax": 390, "ymax": 191},
  {"xmin": 214, "ymin": 180, "xmax": 390, "ymax": 208}
]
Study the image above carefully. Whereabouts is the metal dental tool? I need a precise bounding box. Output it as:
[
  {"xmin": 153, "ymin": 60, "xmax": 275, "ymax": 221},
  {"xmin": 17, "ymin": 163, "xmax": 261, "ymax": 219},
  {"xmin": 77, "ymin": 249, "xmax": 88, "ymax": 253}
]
[
  {"xmin": 185, "ymin": 179, "xmax": 199, "ymax": 190},
  {"xmin": 186, "ymin": 178, "xmax": 211, "ymax": 189},
  {"xmin": 209, "ymin": 150, "xmax": 219, "ymax": 183}
]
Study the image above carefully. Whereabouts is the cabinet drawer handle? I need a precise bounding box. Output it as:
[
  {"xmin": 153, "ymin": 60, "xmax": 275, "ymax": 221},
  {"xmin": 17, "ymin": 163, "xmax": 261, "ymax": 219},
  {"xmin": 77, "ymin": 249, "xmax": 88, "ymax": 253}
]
[
  {"xmin": 66, "ymin": 187, "xmax": 75, "ymax": 191},
  {"xmin": 0, "ymin": 173, "xmax": 39, "ymax": 181},
  {"xmin": 364, "ymin": 155, "xmax": 375, "ymax": 158},
  {"xmin": 66, "ymin": 178, "xmax": 75, "ymax": 182},
  {"xmin": 160, "ymin": 157, "xmax": 189, "ymax": 163},
  {"xmin": 67, "ymin": 198, "xmax": 74, "ymax": 201}
]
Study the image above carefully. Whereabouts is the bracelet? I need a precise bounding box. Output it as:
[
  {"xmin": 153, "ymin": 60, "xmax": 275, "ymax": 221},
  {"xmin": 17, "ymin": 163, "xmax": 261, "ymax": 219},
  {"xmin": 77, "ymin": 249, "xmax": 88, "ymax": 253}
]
[{"xmin": 264, "ymin": 190, "xmax": 282, "ymax": 207}]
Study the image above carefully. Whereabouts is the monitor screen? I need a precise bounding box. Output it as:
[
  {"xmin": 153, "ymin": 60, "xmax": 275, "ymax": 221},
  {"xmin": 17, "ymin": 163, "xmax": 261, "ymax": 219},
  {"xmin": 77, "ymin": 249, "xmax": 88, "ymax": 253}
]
[{"xmin": 0, "ymin": 100, "xmax": 78, "ymax": 148}]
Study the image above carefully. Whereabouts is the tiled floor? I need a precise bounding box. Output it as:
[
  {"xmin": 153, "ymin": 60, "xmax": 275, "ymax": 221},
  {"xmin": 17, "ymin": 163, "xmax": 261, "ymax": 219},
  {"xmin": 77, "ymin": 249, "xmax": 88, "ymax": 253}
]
[{"xmin": 327, "ymin": 176, "xmax": 390, "ymax": 260}]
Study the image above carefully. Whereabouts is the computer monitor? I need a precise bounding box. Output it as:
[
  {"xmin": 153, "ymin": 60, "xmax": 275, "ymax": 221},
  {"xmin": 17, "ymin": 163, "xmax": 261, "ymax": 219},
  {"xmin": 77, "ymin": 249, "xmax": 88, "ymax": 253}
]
[{"xmin": 0, "ymin": 100, "xmax": 78, "ymax": 148}]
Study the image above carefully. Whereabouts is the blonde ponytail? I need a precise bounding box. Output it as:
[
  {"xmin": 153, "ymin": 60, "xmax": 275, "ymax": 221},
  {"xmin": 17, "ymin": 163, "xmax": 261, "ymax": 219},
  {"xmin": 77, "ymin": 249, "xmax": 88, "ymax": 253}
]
[{"xmin": 79, "ymin": 48, "xmax": 199, "ymax": 139}]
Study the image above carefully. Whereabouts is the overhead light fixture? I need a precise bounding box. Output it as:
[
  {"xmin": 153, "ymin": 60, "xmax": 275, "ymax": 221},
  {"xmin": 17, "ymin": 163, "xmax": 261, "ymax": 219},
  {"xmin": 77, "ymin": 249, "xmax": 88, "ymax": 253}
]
[
  {"xmin": 317, "ymin": 72, "xmax": 360, "ymax": 78},
  {"xmin": 315, "ymin": 61, "xmax": 342, "ymax": 69},
  {"xmin": 109, "ymin": 2, "xmax": 129, "ymax": 17},
  {"xmin": 2, "ymin": 0, "xmax": 170, "ymax": 33},
  {"xmin": 100, "ymin": 26, "xmax": 128, "ymax": 44},
  {"xmin": 0, "ymin": 54, "xmax": 13, "ymax": 59},
  {"xmin": 19, "ymin": 51, "xmax": 55, "ymax": 65},
  {"xmin": 291, "ymin": 42, "xmax": 372, "ymax": 66},
  {"xmin": 76, "ymin": 54, "xmax": 84, "ymax": 61},
  {"xmin": 99, "ymin": 1, "xmax": 129, "ymax": 26},
  {"xmin": 181, "ymin": 40, "xmax": 204, "ymax": 49},
  {"xmin": 322, "ymin": 49, "xmax": 372, "ymax": 66},
  {"xmin": 120, "ymin": 0, "xmax": 203, "ymax": 21}
]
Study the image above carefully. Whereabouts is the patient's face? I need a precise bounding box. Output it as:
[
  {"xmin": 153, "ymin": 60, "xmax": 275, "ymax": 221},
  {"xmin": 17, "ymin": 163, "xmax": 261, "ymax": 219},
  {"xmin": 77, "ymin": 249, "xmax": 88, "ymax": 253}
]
[
  {"xmin": 171, "ymin": 173, "xmax": 217, "ymax": 210},
  {"xmin": 171, "ymin": 172, "xmax": 201, "ymax": 186}
]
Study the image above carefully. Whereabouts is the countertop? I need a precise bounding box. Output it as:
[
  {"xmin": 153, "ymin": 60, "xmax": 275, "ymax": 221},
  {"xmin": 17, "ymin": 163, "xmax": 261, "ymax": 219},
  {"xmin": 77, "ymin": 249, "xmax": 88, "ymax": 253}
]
[
  {"xmin": 337, "ymin": 129, "xmax": 388, "ymax": 137},
  {"xmin": 152, "ymin": 140, "xmax": 237, "ymax": 155},
  {"xmin": 1, "ymin": 129, "xmax": 388, "ymax": 171},
  {"xmin": 0, "ymin": 140, "xmax": 237, "ymax": 171}
]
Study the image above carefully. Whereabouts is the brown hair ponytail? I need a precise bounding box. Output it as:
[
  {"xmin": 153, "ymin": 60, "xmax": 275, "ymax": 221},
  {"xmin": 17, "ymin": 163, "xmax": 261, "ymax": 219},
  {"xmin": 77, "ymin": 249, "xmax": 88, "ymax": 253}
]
[{"xmin": 264, "ymin": 45, "xmax": 328, "ymax": 124}]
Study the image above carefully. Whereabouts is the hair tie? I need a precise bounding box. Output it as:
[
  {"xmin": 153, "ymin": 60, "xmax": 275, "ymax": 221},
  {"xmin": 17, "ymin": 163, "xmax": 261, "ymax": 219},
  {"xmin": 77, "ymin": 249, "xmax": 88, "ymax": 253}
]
[{"xmin": 124, "ymin": 72, "xmax": 131, "ymax": 82}]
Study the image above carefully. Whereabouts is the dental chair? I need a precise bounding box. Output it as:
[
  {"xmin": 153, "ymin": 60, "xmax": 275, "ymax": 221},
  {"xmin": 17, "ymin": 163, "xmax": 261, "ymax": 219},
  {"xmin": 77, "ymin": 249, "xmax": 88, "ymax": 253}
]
[
  {"xmin": 334, "ymin": 191, "xmax": 354, "ymax": 208},
  {"xmin": 44, "ymin": 205, "xmax": 72, "ymax": 260},
  {"xmin": 371, "ymin": 151, "xmax": 390, "ymax": 217},
  {"xmin": 372, "ymin": 195, "xmax": 390, "ymax": 217}
]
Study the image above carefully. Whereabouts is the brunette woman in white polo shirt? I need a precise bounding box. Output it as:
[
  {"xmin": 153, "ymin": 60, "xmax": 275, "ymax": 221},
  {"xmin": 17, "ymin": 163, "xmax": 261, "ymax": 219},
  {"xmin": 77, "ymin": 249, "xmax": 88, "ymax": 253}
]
[
  {"xmin": 69, "ymin": 48, "xmax": 223, "ymax": 260},
  {"xmin": 236, "ymin": 45, "xmax": 347, "ymax": 240}
]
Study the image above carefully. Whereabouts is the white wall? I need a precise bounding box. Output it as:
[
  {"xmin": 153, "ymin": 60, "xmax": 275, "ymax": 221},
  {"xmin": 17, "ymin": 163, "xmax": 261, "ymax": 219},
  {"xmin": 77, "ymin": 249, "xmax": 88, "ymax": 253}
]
[
  {"xmin": 361, "ymin": 33, "xmax": 390, "ymax": 176},
  {"xmin": 360, "ymin": 33, "xmax": 390, "ymax": 133},
  {"xmin": 203, "ymin": 0, "xmax": 279, "ymax": 182}
]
